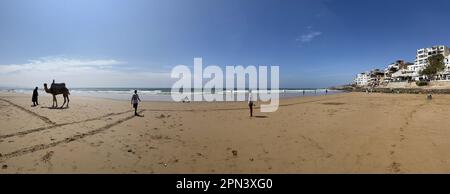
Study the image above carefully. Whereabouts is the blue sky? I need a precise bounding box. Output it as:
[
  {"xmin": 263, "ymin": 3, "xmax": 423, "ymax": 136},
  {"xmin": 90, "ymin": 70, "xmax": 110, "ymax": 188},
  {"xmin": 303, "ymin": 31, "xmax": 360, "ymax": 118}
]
[{"xmin": 1, "ymin": 0, "xmax": 450, "ymax": 88}]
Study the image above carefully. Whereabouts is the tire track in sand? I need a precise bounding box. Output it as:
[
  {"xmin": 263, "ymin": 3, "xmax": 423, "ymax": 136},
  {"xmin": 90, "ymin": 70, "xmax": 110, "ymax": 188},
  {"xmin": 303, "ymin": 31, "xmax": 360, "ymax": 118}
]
[
  {"xmin": 0, "ymin": 110, "xmax": 144, "ymax": 161},
  {"xmin": 0, "ymin": 98, "xmax": 56, "ymax": 125},
  {"xmin": 299, "ymin": 135, "xmax": 333, "ymax": 159},
  {"xmin": 0, "ymin": 110, "xmax": 133, "ymax": 139}
]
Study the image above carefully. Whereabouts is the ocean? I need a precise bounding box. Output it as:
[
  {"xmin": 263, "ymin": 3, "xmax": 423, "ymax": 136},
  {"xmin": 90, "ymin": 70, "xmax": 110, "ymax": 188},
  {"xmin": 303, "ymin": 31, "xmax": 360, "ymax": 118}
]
[{"xmin": 1, "ymin": 88, "xmax": 343, "ymax": 102}]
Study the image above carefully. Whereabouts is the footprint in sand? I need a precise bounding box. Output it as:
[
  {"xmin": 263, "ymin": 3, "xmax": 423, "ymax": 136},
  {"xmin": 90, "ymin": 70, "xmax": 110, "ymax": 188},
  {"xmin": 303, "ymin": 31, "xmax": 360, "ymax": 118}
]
[
  {"xmin": 42, "ymin": 151, "xmax": 54, "ymax": 163},
  {"xmin": 196, "ymin": 153, "xmax": 205, "ymax": 158},
  {"xmin": 156, "ymin": 114, "xmax": 166, "ymax": 119},
  {"xmin": 389, "ymin": 162, "xmax": 401, "ymax": 173}
]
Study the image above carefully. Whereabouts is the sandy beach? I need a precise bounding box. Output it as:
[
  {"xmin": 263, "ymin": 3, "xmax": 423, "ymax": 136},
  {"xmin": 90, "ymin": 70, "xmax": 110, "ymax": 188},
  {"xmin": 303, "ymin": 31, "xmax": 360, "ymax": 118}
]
[{"xmin": 1, "ymin": 91, "xmax": 450, "ymax": 174}]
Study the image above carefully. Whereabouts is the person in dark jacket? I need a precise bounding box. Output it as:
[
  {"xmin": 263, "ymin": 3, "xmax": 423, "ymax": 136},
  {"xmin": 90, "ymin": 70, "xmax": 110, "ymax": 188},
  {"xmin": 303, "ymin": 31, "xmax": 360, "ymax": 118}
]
[
  {"xmin": 131, "ymin": 90, "xmax": 141, "ymax": 116},
  {"xmin": 248, "ymin": 90, "xmax": 255, "ymax": 117},
  {"xmin": 32, "ymin": 87, "xmax": 39, "ymax": 106}
]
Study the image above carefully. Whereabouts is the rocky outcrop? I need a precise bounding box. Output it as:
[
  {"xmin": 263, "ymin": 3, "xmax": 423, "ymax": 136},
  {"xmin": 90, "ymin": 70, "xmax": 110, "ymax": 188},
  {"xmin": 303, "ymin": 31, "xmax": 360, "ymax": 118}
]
[{"xmin": 352, "ymin": 87, "xmax": 450, "ymax": 94}]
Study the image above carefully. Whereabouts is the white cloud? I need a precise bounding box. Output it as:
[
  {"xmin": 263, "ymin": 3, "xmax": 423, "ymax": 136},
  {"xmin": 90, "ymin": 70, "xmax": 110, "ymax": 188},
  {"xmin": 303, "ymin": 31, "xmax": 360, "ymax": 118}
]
[
  {"xmin": 296, "ymin": 31, "xmax": 322, "ymax": 43},
  {"xmin": 0, "ymin": 57, "xmax": 124, "ymax": 74},
  {"xmin": 0, "ymin": 56, "xmax": 173, "ymax": 88}
]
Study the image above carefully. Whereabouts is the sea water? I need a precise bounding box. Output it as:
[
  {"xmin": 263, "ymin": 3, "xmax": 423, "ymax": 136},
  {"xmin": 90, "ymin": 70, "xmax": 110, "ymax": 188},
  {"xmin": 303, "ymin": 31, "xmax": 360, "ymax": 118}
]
[{"xmin": 1, "ymin": 88, "xmax": 343, "ymax": 102}]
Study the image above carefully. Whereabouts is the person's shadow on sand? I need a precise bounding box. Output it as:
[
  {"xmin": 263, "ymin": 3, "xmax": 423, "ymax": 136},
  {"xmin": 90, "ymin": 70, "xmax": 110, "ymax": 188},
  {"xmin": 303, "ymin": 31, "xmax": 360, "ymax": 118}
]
[
  {"xmin": 41, "ymin": 106, "xmax": 69, "ymax": 110},
  {"xmin": 135, "ymin": 114, "xmax": 144, "ymax": 117},
  {"xmin": 253, "ymin": 116, "xmax": 268, "ymax": 119}
]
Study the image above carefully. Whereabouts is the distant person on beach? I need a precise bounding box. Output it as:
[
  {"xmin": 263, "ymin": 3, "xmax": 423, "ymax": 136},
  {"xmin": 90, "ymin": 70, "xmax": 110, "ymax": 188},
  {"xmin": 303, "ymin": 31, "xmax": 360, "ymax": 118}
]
[
  {"xmin": 131, "ymin": 90, "xmax": 141, "ymax": 116},
  {"xmin": 326, "ymin": 89, "xmax": 328, "ymax": 95},
  {"xmin": 303, "ymin": 90, "xmax": 305, "ymax": 96},
  {"xmin": 32, "ymin": 87, "xmax": 39, "ymax": 106},
  {"xmin": 182, "ymin": 96, "xmax": 190, "ymax": 103},
  {"xmin": 248, "ymin": 90, "xmax": 255, "ymax": 117}
]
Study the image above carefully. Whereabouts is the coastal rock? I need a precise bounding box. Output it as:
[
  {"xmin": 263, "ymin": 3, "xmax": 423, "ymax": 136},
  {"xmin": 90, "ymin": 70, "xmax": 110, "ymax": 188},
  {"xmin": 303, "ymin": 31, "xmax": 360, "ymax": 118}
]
[{"xmin": 353, "ymin": 87, "xmax": 450, "ymax": 94}]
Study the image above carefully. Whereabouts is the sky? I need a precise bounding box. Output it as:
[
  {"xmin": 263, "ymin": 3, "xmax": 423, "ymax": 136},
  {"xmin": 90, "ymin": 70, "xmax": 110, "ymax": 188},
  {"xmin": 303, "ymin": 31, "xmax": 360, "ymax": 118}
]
[{"xmin": 1, "ymin": 0, "xmax": 450, "ymax": 88}]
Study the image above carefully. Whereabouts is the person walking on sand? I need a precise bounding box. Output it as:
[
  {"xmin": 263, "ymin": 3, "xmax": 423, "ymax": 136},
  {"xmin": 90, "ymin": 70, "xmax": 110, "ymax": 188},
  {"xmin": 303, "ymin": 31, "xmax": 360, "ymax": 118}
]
[
  {"xmin": 248, "ymin": 90, "xmax": 255, "ymax": 117},
  {"xmin": 131, "ymin": 90, "xmax": 141, "ymax": 116},
  {"xmin": 32, "ymin": 87, "xmax": 39, "ymax": 106}
]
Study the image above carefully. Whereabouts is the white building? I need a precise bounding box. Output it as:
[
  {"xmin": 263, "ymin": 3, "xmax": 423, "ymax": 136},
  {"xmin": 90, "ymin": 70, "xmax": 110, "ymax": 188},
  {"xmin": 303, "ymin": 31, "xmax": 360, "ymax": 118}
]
[
  {"xmin": 385, "ymin": 60, "xmax": 414, "ymax": 82},
  {"xmin": 441, "ymin": 55, "xmax": 450, "ymax": 79},
  {"xmin": 353, "ymin": 45, "xmax": 450, "ymax": 86},
  {"xmin": 408, "ymin": 45, "xmax": 450, "ymax": 79},
  {"xmin": 354, "ymin": 72, "xmax": 369, "ymax": 86}
]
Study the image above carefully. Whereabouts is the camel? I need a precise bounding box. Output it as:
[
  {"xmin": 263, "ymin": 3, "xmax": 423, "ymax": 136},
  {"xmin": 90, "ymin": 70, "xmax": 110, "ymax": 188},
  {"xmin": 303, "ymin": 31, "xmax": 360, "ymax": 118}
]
[{"xmin": 43, "ymin": 82, "xmax": 70, "ymax": 108}]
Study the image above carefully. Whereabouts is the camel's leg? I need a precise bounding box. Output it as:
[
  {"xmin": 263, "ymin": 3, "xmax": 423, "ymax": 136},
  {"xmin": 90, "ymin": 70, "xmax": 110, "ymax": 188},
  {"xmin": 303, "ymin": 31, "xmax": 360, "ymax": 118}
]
[
  {"xmin": 66, "ymin": 94, "xmax": 70, "ymax": 108},
  {"xmin": 54, "ymin": 95, "xmax": 58, "ymax": 108},
  {"xmin": 61, "ymin": 95, "xmax": 66, "ymax": 108},
  {"xmin": 52, "ymin": 95, "xmax": 56, "ymax": 108}
]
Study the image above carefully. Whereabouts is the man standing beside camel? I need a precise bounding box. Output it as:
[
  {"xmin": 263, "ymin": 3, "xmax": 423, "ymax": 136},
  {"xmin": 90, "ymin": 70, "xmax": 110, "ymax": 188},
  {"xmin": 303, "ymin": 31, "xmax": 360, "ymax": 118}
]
[{"xmin": 32, "ymin": 87, "xmax": 39, "ymax": 106}]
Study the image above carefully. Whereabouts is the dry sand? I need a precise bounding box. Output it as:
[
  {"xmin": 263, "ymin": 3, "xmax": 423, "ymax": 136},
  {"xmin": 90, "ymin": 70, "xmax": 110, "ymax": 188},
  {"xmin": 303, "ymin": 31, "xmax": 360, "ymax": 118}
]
[{"xmin": 1, "ymin": 91, "xmax": 450, "ymax": 173}]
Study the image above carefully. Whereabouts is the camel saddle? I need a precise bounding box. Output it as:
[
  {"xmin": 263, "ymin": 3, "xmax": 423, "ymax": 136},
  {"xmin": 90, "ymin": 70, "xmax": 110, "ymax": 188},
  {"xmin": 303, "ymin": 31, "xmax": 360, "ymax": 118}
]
[{"xmin": 50, "ymin": 83, "xmax": 67, "ymax": 91}]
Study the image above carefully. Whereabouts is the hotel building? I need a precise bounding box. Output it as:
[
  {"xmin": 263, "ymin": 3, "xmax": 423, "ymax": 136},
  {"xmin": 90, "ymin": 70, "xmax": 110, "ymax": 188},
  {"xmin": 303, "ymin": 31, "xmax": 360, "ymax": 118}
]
[
  {"xmin": 354, "ymin": 72, "xmax": 369, "ymax": 86},
  {"xmin": 408, "ymin": 45, "xmax": 450, "ymax": 79}
]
